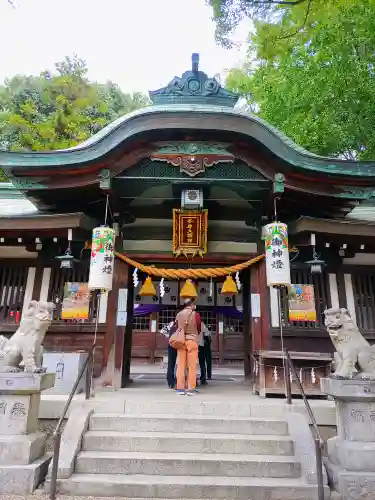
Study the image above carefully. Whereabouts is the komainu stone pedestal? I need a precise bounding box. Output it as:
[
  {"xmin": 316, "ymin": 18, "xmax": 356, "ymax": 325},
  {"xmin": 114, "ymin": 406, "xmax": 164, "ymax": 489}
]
[
  {"xmin": 0, "ymin": 372, "xmax": 55, "ymax": 494},
  {"xmin": 321, "ymin": 377, "xmax": 375, "ymax": 499}
]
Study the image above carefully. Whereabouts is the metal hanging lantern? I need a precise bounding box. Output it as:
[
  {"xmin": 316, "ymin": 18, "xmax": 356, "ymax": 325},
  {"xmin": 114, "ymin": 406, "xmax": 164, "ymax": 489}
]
[
  {"xmin": 305, "ymin": 252, "xmax": 326, "ymax": 275},
  {"xmin": 55, "ymin": 245, "xmax": 79, "ymax": 269}
]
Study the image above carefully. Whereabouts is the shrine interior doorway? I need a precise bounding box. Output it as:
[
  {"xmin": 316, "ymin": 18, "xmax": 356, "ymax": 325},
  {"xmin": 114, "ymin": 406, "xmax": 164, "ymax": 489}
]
[{"xmin": 125, "ymin": 270, "xmax": 251, "ymax": 383}]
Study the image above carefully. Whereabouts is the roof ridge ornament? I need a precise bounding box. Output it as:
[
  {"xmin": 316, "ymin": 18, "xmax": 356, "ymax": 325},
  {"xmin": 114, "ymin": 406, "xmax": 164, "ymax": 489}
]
[
  {"xmin": 192, "ymin": 53, "xmax": 199, "ymax": 72},
  {"xmin": 149, "ymin": 53, "xmax": 239, "ymax": 108}
]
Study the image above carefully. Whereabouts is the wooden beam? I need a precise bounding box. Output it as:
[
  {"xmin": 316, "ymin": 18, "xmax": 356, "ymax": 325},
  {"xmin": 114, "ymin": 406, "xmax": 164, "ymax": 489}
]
[
  {"xmin": 122, "ymin": 252, "xmax": 259, "ymax": 264},
  {"xmin": 290, "ymin": 216, "xmax": 375, "ymax": 237},
  {"xmin": 122, "ymin": 204, "xmax": 263, "ymax": 222},
  {"xmin": 0, "ymin": 213, "xmax": 98, "ymax": 232}
]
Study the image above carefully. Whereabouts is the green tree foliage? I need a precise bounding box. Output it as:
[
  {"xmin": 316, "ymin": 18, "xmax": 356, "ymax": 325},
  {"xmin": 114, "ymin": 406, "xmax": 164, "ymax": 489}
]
[
  {"xmin": 225, "ymin": 0, "xmax": 375, "ymax": 159},
  {"xmin": 0, "ymin": 55, "xmax": 149, "ymax": 151},
  {"xmin": 208, "ymin": 0, "xmax": 310, "ymax": 47}
]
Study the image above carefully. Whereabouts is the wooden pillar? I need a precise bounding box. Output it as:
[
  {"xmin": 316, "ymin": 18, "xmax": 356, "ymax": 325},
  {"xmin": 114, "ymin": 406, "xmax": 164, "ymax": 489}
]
[
  {"xmin": 242, "ymin": 269, "xmax": 251, "ymax": 379},
  {"xmin": 21, "ymin": 267, "xmax": 36, "ymax": 315},
  {"xmin": 344, "ymin": 273, "xmax": 357, "ymax": 325},
  {"xmin": 251, "ymin": 259, "xmax": 270, "ymax": 351},
  {"xmin": 121, "ymin": 265, "xmax": 134, "ymax": 385},
  {"xmin": 31, "ymin": 265, "xmax": 45, "ymax": 301},
  {"xmin": 259, "ymin": 261, "xmax": 271, "ymax": 349},
  {"xmin": 213, "ymin": 315, "xmax": 219, "ymax": 366},
  {"xmin": 328, "ymin": 273, "xmax": 339, "ymax": 309},
  {"xmin": 336, "ymin": 269, "xmax": 348, "ymax": 309},
  {"xmin": 250, "ymin": 264, "xmax": 261, "ymax": 352},
  {"xmin": 218, "ymin": 320, "xmax": 224, "ymax": 365},
  {"xmin": 100, "ymin": 257, "xmax": 129, "ymax": 388},
  {"xmin": 150, "ymin": 312, "xmax": 157, "ymax": 364},
  {"xmin": 39, "ymin": 268, "xmax": 51, "ymax": 302}
]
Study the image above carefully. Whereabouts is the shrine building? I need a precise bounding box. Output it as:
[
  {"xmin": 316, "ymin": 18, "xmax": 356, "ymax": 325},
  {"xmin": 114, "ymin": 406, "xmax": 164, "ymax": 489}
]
[{"xmin": 0, "ymin": 54, "xmax": 375, "ymax": 392}]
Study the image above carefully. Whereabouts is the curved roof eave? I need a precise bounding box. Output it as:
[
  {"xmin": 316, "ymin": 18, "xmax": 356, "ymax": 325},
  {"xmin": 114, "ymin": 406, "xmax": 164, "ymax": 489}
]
[{"xmin": 1, "ymin": 104, "xmax": 375, "ymax": 177}]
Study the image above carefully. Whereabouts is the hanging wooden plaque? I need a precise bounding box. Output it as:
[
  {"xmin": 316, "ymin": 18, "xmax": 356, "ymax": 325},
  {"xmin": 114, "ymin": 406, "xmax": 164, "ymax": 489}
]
[{"xmin": 172, "ymin": 209, "xmax": 208, "ymax": 257}]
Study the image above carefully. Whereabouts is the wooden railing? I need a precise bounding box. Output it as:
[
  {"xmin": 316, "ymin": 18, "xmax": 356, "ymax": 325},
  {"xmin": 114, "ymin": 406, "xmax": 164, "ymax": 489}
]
[
  {"xmin": 0, "ymin": 265, "xmax": 28, "ymax": 324},
  {"xmin": 352, "ymin": 271, "xmax": 375, "ymax": 331}
]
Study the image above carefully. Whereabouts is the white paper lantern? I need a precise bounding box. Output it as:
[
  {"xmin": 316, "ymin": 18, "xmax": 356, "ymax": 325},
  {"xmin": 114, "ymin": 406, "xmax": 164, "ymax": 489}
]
[
  {"xmin": 88, "ymin": 227, "xmax": 115, "ymax": 291},
  {"xmin": 263, "ymin": 222, "xmax": 291, "ymax": 287}
]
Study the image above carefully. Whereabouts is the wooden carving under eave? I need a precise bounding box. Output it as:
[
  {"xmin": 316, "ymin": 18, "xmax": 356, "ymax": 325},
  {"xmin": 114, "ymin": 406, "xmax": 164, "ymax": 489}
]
[
  {"xmin": 151, "ymin": 142, "xmax": 234, "ymax": 177},
  {"xmin": 172, "ymin": 209, "xmax": 208, "ymax": 258}
]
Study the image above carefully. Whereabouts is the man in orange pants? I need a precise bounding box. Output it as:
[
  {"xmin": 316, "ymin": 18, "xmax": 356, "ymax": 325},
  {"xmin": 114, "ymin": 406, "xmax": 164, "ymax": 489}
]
[{"xmin": 175, "ymin": 298, "xmax": 201, "ymax": 396}]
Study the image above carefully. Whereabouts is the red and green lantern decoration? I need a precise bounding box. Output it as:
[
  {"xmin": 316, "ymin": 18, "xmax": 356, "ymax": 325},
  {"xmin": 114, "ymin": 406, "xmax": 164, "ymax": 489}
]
[{"xmin": 263, "ymin": 222, "xmax": 291, "ymax": 287}]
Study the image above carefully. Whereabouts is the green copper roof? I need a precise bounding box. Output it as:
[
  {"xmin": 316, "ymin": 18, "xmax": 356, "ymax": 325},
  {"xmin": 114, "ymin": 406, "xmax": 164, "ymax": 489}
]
[
  {"xmin": 1, "ymin": 104, "xmax": 375, "ymax": 178},
  {"xmin": 346, "ymin": 201, "xmax": 375, "ymax": 222},
  {"xmin": 1, "ymin": 53, "xmax": 375, "ymax": 180},
  {"xmin": 0, "ymin": 183, "xmax": 38, "ymax": 214}
]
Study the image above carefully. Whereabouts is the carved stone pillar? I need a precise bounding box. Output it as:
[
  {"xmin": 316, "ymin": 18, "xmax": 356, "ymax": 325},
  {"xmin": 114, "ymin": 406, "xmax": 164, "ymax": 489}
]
[
  {"xmin": 322, "ymin": 377, "xmax": 375, "ymax": 499},
  {"xmin": 0, "ymin": 372, "xmax": 55, "ymax": 494}
]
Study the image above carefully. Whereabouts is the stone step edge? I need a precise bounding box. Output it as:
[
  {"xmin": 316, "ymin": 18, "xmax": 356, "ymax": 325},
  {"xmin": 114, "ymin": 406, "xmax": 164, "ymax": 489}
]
[
  {"xmin": 49, "ymin": 475, "xmax": 331, "ymax": 500},
  {"xmin": 56, "ymin": 473, "xmax": 318, "ymax": 487},
  {"xmin": 91, "ymin": 413, "xmax": 287, "ymax": 421},
  {"xmin": 84, "ymin": 430, "xmax": 293, "ymax": 441},
  {"xmin": 77, "ymin": 450, "xmax": 299, "ymax": 463}
]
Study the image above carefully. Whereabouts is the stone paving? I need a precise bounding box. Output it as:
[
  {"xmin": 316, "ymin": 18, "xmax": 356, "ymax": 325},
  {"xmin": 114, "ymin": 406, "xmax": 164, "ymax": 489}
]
[
  {"xmin": 0, "ymin": 494, "xmax": 226, "ymax": 500},
  {"xmin": 38, "ymin": 364, "xmax": 337, "ymax": 428},
  {"xmin": 0, "ymin": 495, "xmax": 166, "ymax": 500},
  {"xmin": 0, "ymin": 366, "xmax": 337, "ymax": 499}
]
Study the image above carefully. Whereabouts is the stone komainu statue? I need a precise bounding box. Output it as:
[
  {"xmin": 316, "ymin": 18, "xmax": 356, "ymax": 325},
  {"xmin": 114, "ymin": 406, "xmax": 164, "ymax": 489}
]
[
  {"xmin": 324, "ymin": 307, "xmax": 375, "ymax": 379},
  {"xmin": 0, "ymin": 300, "xmax": 55, "ymax": 373}
]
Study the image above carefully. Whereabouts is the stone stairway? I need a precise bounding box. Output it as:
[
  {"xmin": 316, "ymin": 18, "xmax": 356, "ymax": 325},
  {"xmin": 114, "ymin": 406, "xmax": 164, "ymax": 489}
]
[{"xmin": 53, "ymin": 398, "xmax": 330, "ymax": 499}]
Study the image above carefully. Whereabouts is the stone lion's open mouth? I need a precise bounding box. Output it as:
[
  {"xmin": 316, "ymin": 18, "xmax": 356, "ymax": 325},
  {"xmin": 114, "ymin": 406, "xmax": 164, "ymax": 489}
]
[{"xmin": 327, "ymin": 323, "xmax": 343, "ymax": 330}]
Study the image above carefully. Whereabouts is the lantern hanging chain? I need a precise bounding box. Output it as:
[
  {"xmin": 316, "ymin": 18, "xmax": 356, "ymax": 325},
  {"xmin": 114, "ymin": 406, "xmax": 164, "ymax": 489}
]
[
  {"xmin": 114, "ymin": 252, "xmax": 264, "ymax": 279},
  {"xmin": 104, "ymin": 194, "xmax": 110, "ymax": 226},
  {"xmin": 273, "ymin": 197, "xmax": 278, "ymax": 222}
]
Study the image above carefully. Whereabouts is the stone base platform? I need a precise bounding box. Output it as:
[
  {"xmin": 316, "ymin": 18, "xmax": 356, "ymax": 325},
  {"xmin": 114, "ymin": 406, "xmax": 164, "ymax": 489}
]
[
  {"xmin": 322, "ymin": 377, "xmax": 375, "ymax": 499},
  {"xmin": 0, "ymin": 372, "xmax": 55, "ymax": 495},
  {"xmin": 39, "ymin": 384, "xmax": 337, "ymax": 426},
  {"xmin": 325, "ymin": 459, "xmax": 375, "ymax": 499},
  {"xmin": 0, "ymin": 431, "xmax": 45, "ymax": 465},
  {"xmin": 0, "ymin": 455, "xmax": 51, "ymax": 494}
]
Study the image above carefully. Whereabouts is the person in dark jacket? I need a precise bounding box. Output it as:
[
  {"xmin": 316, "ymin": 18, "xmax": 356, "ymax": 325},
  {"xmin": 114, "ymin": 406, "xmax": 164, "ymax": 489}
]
[
  {"xmin": 198, "ymin": 321, "xmax": 212, "ymax": 384},
  {"xmin": 161, "ymin": 321, "xmax": 177, "ymax": 388}
]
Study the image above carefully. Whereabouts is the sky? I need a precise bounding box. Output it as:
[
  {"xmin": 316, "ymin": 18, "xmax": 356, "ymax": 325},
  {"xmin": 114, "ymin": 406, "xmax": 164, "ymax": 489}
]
[{"xmin": 0, "ymin": 0, "xmax": 251, "ymax": 94}]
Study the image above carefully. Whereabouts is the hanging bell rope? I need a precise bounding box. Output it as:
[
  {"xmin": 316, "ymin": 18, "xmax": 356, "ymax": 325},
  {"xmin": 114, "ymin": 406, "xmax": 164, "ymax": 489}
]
[{"xmin": 114, "ymin": 252, "xmax": 264, "ymax": 279}]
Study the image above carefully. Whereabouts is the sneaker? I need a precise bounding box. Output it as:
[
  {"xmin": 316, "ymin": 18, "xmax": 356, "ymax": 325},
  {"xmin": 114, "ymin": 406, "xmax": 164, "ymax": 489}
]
[
  {"xmin": 186, "ymin": 389, "xmax": 199, "ymax": 396},
  {"xmin": 176, "ymin": 390, "xmax": 185, "ymax": 395}
]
